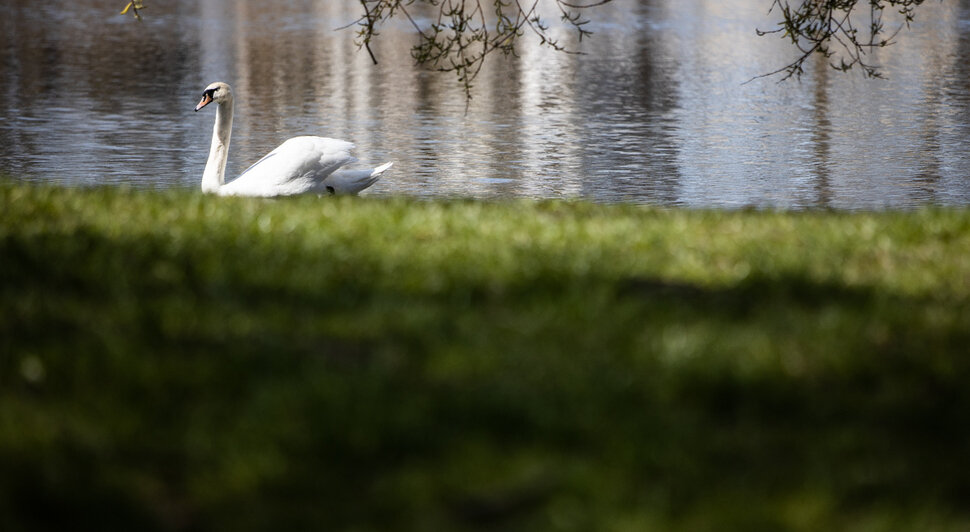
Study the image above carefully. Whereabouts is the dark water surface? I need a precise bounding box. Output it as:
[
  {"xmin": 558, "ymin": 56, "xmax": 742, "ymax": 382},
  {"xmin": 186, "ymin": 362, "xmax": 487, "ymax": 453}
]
[{"xmin": 3, "ymin": 0, "xmax": 970, "ymax": 207}]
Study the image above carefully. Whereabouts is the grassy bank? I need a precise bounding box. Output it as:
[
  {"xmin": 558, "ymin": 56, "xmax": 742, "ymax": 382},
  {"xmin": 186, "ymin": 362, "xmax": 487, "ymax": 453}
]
[{"xmin": 2, "ymin": 183, "xmax": 970, "ymax": 531}]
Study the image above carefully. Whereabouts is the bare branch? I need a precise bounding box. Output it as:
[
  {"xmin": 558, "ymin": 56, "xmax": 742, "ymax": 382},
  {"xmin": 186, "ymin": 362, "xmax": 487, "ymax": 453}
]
[
  {"xmin": 352, "ymin": 0, "xmax": 612, "ymax": 98},
  {"xmin": 755, "ymin": 0, "xmax": 933, "ymax": 82}
]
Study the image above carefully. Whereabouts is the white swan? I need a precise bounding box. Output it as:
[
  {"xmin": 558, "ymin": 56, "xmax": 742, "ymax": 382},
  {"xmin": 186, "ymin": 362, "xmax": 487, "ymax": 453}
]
[{"xmin": 194, "ymin": 81, "xmax": 392, "ymax": 196}]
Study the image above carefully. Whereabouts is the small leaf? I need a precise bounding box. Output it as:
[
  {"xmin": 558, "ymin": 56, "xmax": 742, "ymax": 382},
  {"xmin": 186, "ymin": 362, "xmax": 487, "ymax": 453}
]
[{"xmin": 120, "ymin": 1, "xmax": 146, "ymax": 17}]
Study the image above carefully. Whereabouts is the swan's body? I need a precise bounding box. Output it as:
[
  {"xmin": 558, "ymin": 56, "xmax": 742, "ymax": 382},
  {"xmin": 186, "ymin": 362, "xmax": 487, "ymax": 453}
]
[{"xmin": 195, "ymin": 82, "xmax": 391, "ymax": 196}]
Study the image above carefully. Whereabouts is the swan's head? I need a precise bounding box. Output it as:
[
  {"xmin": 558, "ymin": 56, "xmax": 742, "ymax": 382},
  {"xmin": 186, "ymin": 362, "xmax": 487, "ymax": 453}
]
[{"xmin": 195, "ymin": 82, "xmax": 232, "ymax": 112}]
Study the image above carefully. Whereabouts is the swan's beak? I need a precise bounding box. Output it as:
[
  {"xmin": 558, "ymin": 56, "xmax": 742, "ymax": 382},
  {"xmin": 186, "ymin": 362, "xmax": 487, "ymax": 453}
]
[{"xmin": 195, "ymin": 94, "xmax": 213, "ymax": 112}]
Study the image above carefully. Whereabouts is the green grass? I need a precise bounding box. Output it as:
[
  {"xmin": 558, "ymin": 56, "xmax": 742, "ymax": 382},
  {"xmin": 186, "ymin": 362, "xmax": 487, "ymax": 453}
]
[{"xmin": 2, "ymin": 183, "xmax": 970, "ymax": 531}]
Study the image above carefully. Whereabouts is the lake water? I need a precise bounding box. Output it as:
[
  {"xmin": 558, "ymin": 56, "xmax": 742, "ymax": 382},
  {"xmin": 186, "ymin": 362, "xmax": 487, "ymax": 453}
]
[{"xmin": 2, "ymin": 0, "xmax": 970, "ymax": 208}]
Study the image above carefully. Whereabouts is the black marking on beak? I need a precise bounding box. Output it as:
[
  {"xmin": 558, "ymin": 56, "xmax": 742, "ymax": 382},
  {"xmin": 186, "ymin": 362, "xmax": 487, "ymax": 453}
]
[{"xmin": 195, "ymin": 89, "xmax": 215, "ymax": 112}]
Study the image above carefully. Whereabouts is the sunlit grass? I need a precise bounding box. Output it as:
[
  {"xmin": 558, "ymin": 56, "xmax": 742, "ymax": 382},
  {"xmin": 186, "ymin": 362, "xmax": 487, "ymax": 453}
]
[{"xmin": 2, "ymin": 183, "xmax": 970, "ymax": 531}]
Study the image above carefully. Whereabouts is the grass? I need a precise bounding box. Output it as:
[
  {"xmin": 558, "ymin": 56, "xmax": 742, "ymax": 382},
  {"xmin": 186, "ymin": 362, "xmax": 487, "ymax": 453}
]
[{"xmin": 2, "ymin": 183, "xmax": 970, "ymax": 531}]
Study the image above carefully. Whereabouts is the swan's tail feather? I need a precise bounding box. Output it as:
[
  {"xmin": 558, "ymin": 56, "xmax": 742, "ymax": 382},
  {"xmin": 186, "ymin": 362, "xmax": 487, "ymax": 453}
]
[
  {"xmin": 325, "ymin": 161, "xmax": 393, "ymax": 195},
  {"xmin": 371, "ymin": 162, "xmax": 393, "ymax": 175}
]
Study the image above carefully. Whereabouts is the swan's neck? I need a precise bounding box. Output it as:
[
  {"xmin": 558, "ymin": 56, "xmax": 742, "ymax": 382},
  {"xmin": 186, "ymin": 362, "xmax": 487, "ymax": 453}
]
[{"xmin": 202, "ymin": 100, "xmax": 233, "ymax": 193}]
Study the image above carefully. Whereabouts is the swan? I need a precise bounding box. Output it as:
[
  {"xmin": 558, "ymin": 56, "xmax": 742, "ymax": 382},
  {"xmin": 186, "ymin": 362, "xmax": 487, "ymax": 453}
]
[{"xmin": 194, "ymin": 81, "xmax": 392, "ymax": 196}]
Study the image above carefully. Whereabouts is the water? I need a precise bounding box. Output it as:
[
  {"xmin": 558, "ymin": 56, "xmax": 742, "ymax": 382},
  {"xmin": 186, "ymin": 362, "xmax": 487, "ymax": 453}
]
[{"xmin": 2, "ymin": 0, "xmax": 970, "ymax": 208}]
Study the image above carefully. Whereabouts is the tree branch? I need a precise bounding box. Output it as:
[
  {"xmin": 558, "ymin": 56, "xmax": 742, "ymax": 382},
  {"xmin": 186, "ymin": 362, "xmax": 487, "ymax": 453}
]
[
  {"xmin": 754, "ymin": 0, "xmax": 932, "ymax": 82},
  {"xmin": 353, "ymin": 0, "xmax": 611, "ymax": 98}
]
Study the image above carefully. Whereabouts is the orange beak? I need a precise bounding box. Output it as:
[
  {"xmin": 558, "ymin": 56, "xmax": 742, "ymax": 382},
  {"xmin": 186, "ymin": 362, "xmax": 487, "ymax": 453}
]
[{"xmin": 195, "ymin": 93, "xmax": 213, "ymax": 112}]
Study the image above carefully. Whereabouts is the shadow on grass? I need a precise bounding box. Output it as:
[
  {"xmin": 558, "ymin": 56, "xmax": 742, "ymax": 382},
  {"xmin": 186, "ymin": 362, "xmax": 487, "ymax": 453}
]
[{"xmin": 2, "ymin": 223, "xmax": 970, "ymax": 531}]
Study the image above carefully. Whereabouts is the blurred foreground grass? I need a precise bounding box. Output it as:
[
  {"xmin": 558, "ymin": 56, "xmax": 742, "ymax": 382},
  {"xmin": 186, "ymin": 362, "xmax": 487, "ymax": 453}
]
[{"xmin": 2, "ymin": 183, "xmax": 970, "ymax": 531}]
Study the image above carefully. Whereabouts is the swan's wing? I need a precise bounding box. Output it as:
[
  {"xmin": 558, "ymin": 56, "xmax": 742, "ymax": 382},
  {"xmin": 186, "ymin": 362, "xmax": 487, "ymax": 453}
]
[
  {"xmin": 219, "ymin": 136, "xmax": 357, "ymax": 197},
  {"xmin": 322, "ymin": 162, "xmax": 393, "ymax": 195}
]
